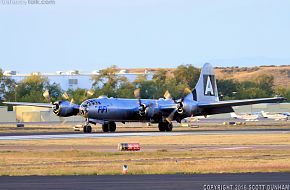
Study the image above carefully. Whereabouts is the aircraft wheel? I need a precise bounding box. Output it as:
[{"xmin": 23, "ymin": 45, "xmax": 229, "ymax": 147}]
[
  {"xmin": 165, "ymin": 123, "xmax": 173, "ymax": 132},
  {"xmin": 102, "ymin": 124, "xmax": 109, "ymax": 132},
  {"xmin": 158, "ymin": 123, "xmax": 166, "ymax": 132},
  {"xmin": 83, "ymin": 125, "xmax": 92, "ymax": 133},
  {"xmin": 108, "ymin": 122, "xmax": 116, "ymax": 132},
  {"xmin": 86, "ymin": 125, "xmax": 92, "ymax": 133}
]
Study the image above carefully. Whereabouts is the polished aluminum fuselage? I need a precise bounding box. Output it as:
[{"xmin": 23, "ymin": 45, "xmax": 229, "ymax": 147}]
[{"xmin": 82, "ymin": 97, "xmax": 176, "ymax": 123}]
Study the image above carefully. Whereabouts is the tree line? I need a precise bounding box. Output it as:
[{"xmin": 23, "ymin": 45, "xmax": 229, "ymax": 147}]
[{"xmin": 0, "ymin": 65, "xmax": 289, "ymax": 108}]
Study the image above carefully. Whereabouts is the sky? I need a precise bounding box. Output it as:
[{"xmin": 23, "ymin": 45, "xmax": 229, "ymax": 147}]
[{"xmin": 0, "ymin": 0, "xmax": 290, "ymax": 73}]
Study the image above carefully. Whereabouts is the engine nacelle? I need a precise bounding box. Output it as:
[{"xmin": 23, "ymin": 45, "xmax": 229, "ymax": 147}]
[
  {"xmin": 138, "ymin": 104, "xmax": 147, "ymax": 116},
  {"xmin": 145, "ymin": 105, "xmax": 159, "ymax": 118},
  {"xmin": 179, "ymin": 100, "xmax": 198, "ymax": 117},
  {"xmin": 53, "ymin": 101, "xmax": 79, "ymax": 117}
]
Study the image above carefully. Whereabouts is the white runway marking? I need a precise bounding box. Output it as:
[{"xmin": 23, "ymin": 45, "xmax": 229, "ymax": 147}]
[{"xmin": 0, "ymin": 130, "xmax": 289, "ymax": 141}]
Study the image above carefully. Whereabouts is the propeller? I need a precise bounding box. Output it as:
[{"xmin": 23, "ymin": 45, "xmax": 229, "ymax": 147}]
[
  {"xmin": 62, "ymin": 92, "xmax": 75, "ymax": 104},
  {"xmin": 62, "ymin": 92, "xmax": 70, "ymax": 100},
  {"xmin": 164, "ymin": 90, "xmax": 173, "ymax": 100},
  {"xmin": 134, "ymin": 88, "xmax": 141, "ymax": 105},
  {"xmin": 43, "ymin": 89, "xmax": 51, "ymax": 103},
  {"xmin": 134, "ymin": 88, "xmax": 146, "ymax": 116},
  {"xmin": 165, "ymin": 108, "xmax": 177, "ymax": 123},
  {"xmin": 164, "ymin": 87, "xmax": 192, "ymax": 123},
  {"xmin": 86, "ymin": 89, "xmax": 95, "ymax": 97}
]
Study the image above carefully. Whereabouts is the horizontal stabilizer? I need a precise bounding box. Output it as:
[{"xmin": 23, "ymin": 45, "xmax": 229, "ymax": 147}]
[{"xmin": 198, "ymin": 97, "xmax": 286, "ymax": 109}]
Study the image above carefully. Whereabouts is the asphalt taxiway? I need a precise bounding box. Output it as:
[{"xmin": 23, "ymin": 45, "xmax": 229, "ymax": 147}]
[
  {"xmin": 0, "ymin": 128, "xmax": 289, "ymax": 140},
  {"xmin": 0, "ymin": 173, "xmax": 289, "ymax": 190}
]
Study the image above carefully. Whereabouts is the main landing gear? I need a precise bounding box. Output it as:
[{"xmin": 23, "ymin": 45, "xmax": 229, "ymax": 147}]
[
  {"xmin": 82, "ymin": 118, "xmax": 117, "ymax": 133},
  {"xmin": 83, "ymin": 124, "xmax": 92, "ymax": 133},
  {"xmin": 158, "ymin": 121, "xmax": 173, "ymax": 132},
  {"xmin": 102, "ymin": 122, "xmax": 116, "ymax": 133}
]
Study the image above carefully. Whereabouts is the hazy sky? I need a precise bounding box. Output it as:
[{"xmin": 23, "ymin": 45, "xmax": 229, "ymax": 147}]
[{"xmin": 0, "ymin": 0, "xmax": 290, "ymax": 73}]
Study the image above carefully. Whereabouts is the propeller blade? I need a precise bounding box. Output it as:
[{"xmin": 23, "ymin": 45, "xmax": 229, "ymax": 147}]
[
  {"xmin": 134, "ymin": 88, "xmax": 142, "ymax": 105},
  {"xmin": 166, "ymin": 109, "xmax": 177, "ymax": 123},
  {"xmin": 62, "ymin": 92, "xmax": 70, "ymax": 100},
  {"xmin": 164, "ymin": 90, "xmax": 172, "ymax": 100},
  {"xmin": 134, "ymin": 88, "xmax": 141, "ymax": 99},
  {"xmin": 43, "ymin": 90, "xmax": 51, "ymax": 102},
  {"xmin": 70, "ymin": 98, "xmax": 75, "ymax": 104},
  {"xmin": 86, "ymin": 89, "xmax": 95, "ymax": 96}
]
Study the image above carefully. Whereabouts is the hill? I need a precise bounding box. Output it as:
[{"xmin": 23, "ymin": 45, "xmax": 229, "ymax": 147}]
[
  {"xmin": 124, "ymin": 65, "xmax": 290, "ymax": 89},
  {"xmin": 215, "ymin": 65, "xmax": 290, "ymax": 88}
]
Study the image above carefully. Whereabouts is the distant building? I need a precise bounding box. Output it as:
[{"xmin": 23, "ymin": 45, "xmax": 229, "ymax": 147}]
[{"xmin": 5, "ymin": 71, "xmax": 153, "ymax": 90}]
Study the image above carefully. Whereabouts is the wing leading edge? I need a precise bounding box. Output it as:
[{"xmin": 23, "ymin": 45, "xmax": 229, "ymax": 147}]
[{"xmin": 3, "ymin": 102, "xmax": 53, "ymax": 108}]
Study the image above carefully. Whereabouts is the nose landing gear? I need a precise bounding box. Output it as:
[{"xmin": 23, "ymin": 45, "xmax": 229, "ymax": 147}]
[{"xmin": 83, "ymin": 118, "xmax": 92, "ymax": 133}]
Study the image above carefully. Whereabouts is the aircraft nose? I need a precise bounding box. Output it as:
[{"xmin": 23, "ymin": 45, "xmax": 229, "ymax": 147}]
[{"xmin": 79, "ymin": 107, "xmax": 89, "ymax": 117}]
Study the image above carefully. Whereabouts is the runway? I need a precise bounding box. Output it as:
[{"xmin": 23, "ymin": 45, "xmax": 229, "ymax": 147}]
[
  {"xmin": 0, "ymin": 128, "xmax": 289, "ymax": 140},
  {"xmin": 0, "ymin": 173, "xmax": 289, "ymax": 190}
]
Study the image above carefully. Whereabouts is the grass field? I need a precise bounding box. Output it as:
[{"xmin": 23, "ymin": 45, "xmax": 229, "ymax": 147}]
[{"xmin": 0, "ymin": 133, "xmax": 290, "ymax": 176}]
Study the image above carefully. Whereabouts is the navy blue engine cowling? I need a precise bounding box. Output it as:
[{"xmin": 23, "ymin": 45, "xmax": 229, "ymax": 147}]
[{"xmin": 53, "ymin": 101, "xmax": 79, "ymax": 117}]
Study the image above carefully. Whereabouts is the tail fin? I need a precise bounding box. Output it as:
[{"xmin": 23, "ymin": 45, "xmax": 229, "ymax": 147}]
[{"xmin": 184, "ymin": 63, "xmax": 219, "ymax": 102}]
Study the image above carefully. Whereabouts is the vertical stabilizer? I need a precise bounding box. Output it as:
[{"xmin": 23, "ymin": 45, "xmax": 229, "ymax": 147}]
[{"xmin": 184, "ymin": 63, "xmax": 219, "ymax": 102}]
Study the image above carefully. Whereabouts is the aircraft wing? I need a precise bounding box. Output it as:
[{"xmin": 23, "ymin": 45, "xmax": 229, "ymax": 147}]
[
  {"xmin": 198, "ymin": 97, "xmax": 286, "ymax": 109},
  {"xmin": 159, "ymin": 104, "xmax": 176, "ymax": 110},
  {"xmin": 158, "ymin": 104, "xmax": 177, "ymax": 115},
  {"xmin": 3, "ymin": 102, "xmax": 53, "ymax": 108}
]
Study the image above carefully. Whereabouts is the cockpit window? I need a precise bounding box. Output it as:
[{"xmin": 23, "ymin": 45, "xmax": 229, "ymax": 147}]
[
  {"xmin": 81, "ymin": 102, "xmax": 87, "ymax": 108},
  {"xmin": 81, "ymin": 100, "xmax": 99, "ymax": 108}
]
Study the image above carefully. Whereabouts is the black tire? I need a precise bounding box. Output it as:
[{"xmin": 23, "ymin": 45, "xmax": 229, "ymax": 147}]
[
  {"xmin": 83, "ymin": 125, "xmax": 87, "ymax": 133},
  {"xmin": 102, "ymin": 124, "xmax": 109, "ymax": 132},
  {"xmin": 165, "ymin": 123, "xmax": 173, "ymax": 132},
  {"xmin": 86, "ymin": 125, "xmax": 92, "ymax": 133},
  {"xmin": 108, "ymin": 122, "xmax": 116, "ymax": 132},
  {"xmin": 83, "ymin": 125, "xmax": 92, "ymax": 133},
  {"xmin": 158, "ymin": 123, "xmax": 166, "ymax": 132},
  {"xmin": 158, "ymin": 122, "xmax": 173, "ymax": 132}
]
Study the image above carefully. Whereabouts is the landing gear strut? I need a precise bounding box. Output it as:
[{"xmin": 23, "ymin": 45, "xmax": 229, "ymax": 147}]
[
  {"xmin": 158, "ymin": 122, "xmax": 173, "ymax": 132},
  {"xmin": 83, "ymin": 118, "xmax": 92, "ymax": 133},
  {"xmin": 102, "ymin": 122, "xmax": 116, "ymax": 133}
]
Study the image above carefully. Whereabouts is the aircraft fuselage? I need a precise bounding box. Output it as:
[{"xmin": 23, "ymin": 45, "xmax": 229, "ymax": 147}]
[{"xmin": 81, "ymin": 97, "xmax": 180, "ymax": 123}]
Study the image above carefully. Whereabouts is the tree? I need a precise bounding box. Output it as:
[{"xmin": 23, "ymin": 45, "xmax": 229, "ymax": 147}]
[
  {"xmin": 92, "ymin": 66, "xmax": 136, "ymax": 98},
  {"xmin": 0, "ymin": 69, "xmax": 16, "ymax": 103},
  {"xmin": 116, "ymin": 76, "xmax": 135, "ymax": 98},
  {"xmin": 92, "ymin": 66, "xmax": 119, "ymax": 97},
  {"xmin": 237, "ymin": 87, "xmax": 268, "ymax": 99},
  {"xmin": 16, "ymin": 75, "xmax": 62, "ymax": 102},
  {"xmin": 152, "ymin": 69, "xmax": 169, "ymax": 98},
  {"xmin": 67, "ymin": 88, "xmax": 90, "ymax": 104},
  {"xmin": 173, "ymin": 64, "xmax": 200, "ymax": 89},
  {"xmin": 255, "ymin": 74, "xmax": 274, "ymax": 96},
  {"xmin": 217, "ymin": 79, "xmax": 240, "ymax": 100},
  {"xmin": 275, "ymin": 87, "xmax": 290, "ymax": 102},
  {"xmin": 134, "ymin": 75, "xmax": 156, "ymax": 99}
]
